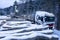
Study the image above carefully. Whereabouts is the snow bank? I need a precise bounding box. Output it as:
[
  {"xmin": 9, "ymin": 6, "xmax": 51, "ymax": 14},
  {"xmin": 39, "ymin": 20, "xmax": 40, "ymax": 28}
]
[
  {"xmin": 0, "ymin": 20, "xmax": 58, "ymax": 40},
  {"xmin": 2, "ymin": 21, "xmax": 31, "ymax": 28},
  {"xmin": 0, "ymin": 27, "xmax": 48, "ymax": 34},
  {"xmin": 2, "ymin": 23, "xmax": 28, "ymax": 28},
  {"xmin": 0, "ymin": 31, "xmax": 59, "ymax": 40},
  {"xmin": 0, "ymin": 16, "xmax": 11, "ymax": 20},
  {"xmin": 2, "ymin": 23, "xmax": 48, "ymax": 29},
  {"xmin": 0, "ymin": 20, "xmax": 6, "ymax": 24},
  {"xmin": 7, "ymin": 21, "xmax": 31, "ymax": 24},
  {"xmin": 0, "ymin": 29, "xmax": 53, "ymax": 39}
]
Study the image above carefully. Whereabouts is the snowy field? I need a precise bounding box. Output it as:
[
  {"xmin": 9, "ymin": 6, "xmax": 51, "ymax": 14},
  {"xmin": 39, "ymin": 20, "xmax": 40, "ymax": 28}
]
[{"xmin": 0, "ymin": 20, "xmax": 59, "ymax": 40}]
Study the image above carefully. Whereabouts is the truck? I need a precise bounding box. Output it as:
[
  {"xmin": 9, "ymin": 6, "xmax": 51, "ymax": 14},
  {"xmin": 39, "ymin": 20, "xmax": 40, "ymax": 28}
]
[
  {"xmin": 35, "ymin": 11, "xmax": 55, "ymax": 29},
  {"xmin": 25, "ymin": 11, "xmax": 55, "ymax": 29}
]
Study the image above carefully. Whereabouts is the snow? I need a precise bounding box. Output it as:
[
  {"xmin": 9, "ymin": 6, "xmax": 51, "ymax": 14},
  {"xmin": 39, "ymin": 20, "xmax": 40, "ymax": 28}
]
[
  {"xmin": 0, "ymin": 16, "xmax": 11, "ymax": 20},
  {"xmin": 1, "ymin": 25, "xmax": 49, "ymax": 34},
  {"xmin": 2, "ymin": 23, "xmax": 28, "ymax": 28},
  {"xmin": 36, "ymin": 11, "xmax": 54, "ymax": 17},
  {"xmin": 0, "ymin": 31, "xmax": 59, "ymax": 40},
  {"xmin": 0, "ymin": 30, "xmax": 53, "ymax": 37},
  {"xmin": 2, "ymin": 21, "xmax": 49, "ymax": 31},
  {"xmin": 2, "ymin": 21, "xmax": 31, "ymax": 28},
  {"xmin": 11, "ymin": 30, "xmax": 53, "ymax": 36},
  {"xmin": 36, "ymin": 30, "xmax": 53, "ymax": 34},
  {"xmin": 53, "ymin": 29, "xmax": 60, "ymax": 40},
  {"xmin": 0, "ymin": 20, "xmax": 59, "ymax": 40},
  {"xmin": 7, "ymin": 21, "xmax": 31, "ymax": 24},
  {"xmin": 0, "ymin": 24, "xmax": 49, "ymax": 34},
  {"xmin": 24, "ymin": 24, "xmax": 48, "ymax": 30},
  {"xmin": 0, "ymin": 25, "xmax": 57, "ymax": 40},
  {"xmin": 0, "ymin": 20, "xmax": 6, "ymax": 24}
]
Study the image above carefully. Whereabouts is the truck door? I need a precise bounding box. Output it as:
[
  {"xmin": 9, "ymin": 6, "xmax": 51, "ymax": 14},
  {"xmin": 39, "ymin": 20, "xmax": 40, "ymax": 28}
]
[{"xmin": 36, "ymin": 15, "xmax": 43, "ymax": 24}]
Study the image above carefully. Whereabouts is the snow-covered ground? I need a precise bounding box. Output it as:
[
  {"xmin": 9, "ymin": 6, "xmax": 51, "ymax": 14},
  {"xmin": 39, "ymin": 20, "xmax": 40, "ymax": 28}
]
[
  {"xmin": 0, "ymin": 20, "xmax": 6, "ymax": 24},
  {"xmin": 0, "ymin": 20, "xmax": 59, "ymax": 40},
  {"xmin": 0, "ymin": 31, "xmax": 58, "ymax": 40},
  {"xmin": 0, "ymin": 16, "xmax": 11, "ymax": 20},
  {"xmin": 53, "ymin": 29, "xmax": 60, "ymax": 40}
]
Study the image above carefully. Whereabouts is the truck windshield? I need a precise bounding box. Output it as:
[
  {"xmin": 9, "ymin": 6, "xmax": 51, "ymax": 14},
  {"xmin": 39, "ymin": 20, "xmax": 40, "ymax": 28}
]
[{"xmin": 45, "ymin": 16, "xmax": 55, "ymax": 22}]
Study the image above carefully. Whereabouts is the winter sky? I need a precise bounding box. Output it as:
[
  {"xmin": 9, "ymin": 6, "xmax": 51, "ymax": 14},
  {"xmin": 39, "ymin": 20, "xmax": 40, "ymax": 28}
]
[
  {"xmin": 0, "ymin": 0, "xmax": 20, "ymax": 8},
  {"xmin": 0, "ymin": 0, "xmax": 34, "ymax": 8}
]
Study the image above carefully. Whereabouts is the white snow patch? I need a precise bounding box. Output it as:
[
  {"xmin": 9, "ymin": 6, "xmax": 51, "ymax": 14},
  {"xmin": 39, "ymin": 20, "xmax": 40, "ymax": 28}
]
[
  {"xmin": 0, "ymin": 16, "xmax": 11, "ymax": 20},
  {"xmin": 36, "ymin": 11, "xmax": 54, "ymax": 17},
  {"xmin": 0, "ymin": 20, "xmax": 59, "ymax": 40},
  {"xmin": 0, "ymin": 30, "xmax": 53, "ymax": 40},
  {"xmin": 2, "ymin": 23, "xmax": 48, "ymax": 29},
  {"xmin": 0, "ymin": 25, "xmax": 48, "ymax": 34},
  {"xmin": 0, "ymin": 31, "xmax": 58, "ymax": 40},
  {"xmin": 36, "ymin": 30, "xmax": 53, "ymax": 34},
  {"xmin": 2, "ymin": 21, "xmax": 31, "ymax": 28},
  {"xmin": 9, "ymin": 30, "xmax": 53, "ymax": 36},
  {"xmin": 53, "ymin": 29, "xmax": 60, "ymax": 40},
  {"xmin": 0, "ymin": 20, "xmax": 6, "ymax": 24},
  {"xmin": 7, "ymin": 21, "xmax": 31, "ymax": 24}
]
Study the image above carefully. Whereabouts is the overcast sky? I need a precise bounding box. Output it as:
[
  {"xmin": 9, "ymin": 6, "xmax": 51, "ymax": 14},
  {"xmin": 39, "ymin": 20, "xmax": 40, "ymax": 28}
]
[
  {"xmin": 0, "ymin": 0, "xmax": 34, "ymax": 9},
  {"xmin": 0, "ymin": 0, "xmax": 20, "ymax": 8}
]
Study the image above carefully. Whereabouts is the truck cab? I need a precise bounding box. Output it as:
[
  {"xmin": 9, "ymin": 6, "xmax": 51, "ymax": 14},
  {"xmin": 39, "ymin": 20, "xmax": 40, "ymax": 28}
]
[{"xmin": 35, "ymin": 11, "xmax": 55, "ymax": 29}]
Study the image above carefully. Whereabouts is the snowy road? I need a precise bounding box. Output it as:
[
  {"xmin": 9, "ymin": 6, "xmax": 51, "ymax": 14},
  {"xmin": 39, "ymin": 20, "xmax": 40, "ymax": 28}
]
[{"xmin": 0, "ymin": 20, "xmax": 59, "ymax": 40}]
